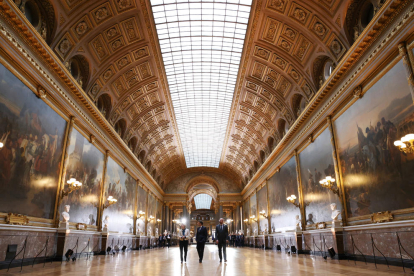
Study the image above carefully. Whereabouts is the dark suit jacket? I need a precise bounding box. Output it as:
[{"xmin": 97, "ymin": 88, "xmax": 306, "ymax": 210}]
[
  {"xmin": 215, "ymin": 224, "xmax": 228, "ymax": 243},
  {"xmin": 196, "ymin": 226, "xmax": 208, "ymax": 243}
]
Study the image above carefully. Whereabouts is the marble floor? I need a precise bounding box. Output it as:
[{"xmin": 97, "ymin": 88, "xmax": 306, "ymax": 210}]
[{"xmin": 1, "ymin": 245, "xmax": 410, "ymax": 275}]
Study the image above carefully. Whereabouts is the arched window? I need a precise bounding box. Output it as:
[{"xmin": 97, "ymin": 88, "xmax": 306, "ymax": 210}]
[
  {"xmin": 267, "ymin": 136, "xmax": 274, "ymax": 153},
  {"xmin": 277, "ymin": 119, "xmax": 288, "ymax": 138},
  {"xmin": 260, "ymin": 150, "xmax": 265, "ymax": 164},
  {"xmin": 66, "ymin": 55, "xmax": 89, "ymax": 90},
  {"xmin": 345, "ymin": 0, "xmax": 382, "ymax": 45},
  {"xmin": 291, "ymin": 94, "xmax": 307, "ymax": 118},
  {"xmin": 128, "ymin": 137, "xmax": 138, "ymax": 152},
  {"xmin": 114, "ymin": 118, "xmax": 127, "ymax": 138},
  {"xmin": 14, "ymin": 0, "xmax": 55, "ymax": 44},
  {"xmin": 138, "ymin": 150, "xmax": 146, "ymax": 164},
  {"xmin": 96, "ymin": 94, "xmax": 112, "ymax": 120},
  {"xmin": 254, "ymin": 161, "xmax": 259, "ymax": 172}
]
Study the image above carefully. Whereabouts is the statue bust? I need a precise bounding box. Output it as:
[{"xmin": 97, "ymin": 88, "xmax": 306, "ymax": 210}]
[
  {"xmin": 331, "ymin": 203, "xmax": 341, "ymax": 221},
  {"xmin": 295, "ymin": 214, "xmax": 302, "ymax": 231},
  {"xmin": 62, "ymin": 205, "xmax": 70, "ymax": 222},
  {"xmin": 103, "ymin": 215, "xmax": 109, "ymax": 228}
]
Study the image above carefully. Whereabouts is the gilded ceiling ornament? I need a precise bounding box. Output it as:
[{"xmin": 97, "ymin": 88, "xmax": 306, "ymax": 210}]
[
  {"xmin": 107, "ymin": 28, "xmax": 118, "ymax": 39},
  {"xmin": 92, "ymin": 39, "xmax": 106, "ymax": 59},
  {"xmin": 284, "ymin": 28, "xmax": 295, "ymax": 40},
  {"xmin": 111, "ymin": 39, "xmax": 124, "ymax": 51},
  {"xmin": 75, "ymin": 21, "xmax": 88, "ymax": 36},
  {"xmin": 280, "ymin": 40, "xmax": 291, "ymax": 51},
  {"xmin": 103, "ymin": 69, "xmax": 113, "ymax": 80},
  {"xmin": 59, "ymin": 39, "xmax": 72, "ymax": 55},
  {"xmin": 90, "ymin": 83, "xmax": 100, "ymax": 97},
  {"xmin": 293, "ymin": 8, "xmax": 306, "ymax": 23},
  {"xmin": 296, "ymin": 39, "xmax": 310, "ymax": 59},
  {"xmin": 273, "ymin": 57, "xmax": 287, "ymax": 69},
  {"xmin": 265, "ymin": 22, "xmax": 278, "ymax": 41},
  {"xmin": 118, "ymin": 0, "xmax": 132, "ymax": 9},
  {"xmin": 330, "ymin": 39, "xmax": 342, "ymax": 55},
  {"xmin": 118, "ymin": 57, "xmax": 129, "ymax": 68},
  {"xmin": 313, "ymin": 23, "xmax": 326, "ymax": 37},
  {"xmin": 95, "ymin": 8, "xmax": 109, "ymax": 21}
]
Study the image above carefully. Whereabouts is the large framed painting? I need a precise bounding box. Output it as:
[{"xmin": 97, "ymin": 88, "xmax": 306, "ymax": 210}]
[
  {"xmin": 249, "ymin": 193, "xmax": 257, "ymax": 235},
  {"xmin": 60, "ymin": 128, "xmax": 104, "ymax": 226},
  {"xmin": 268, "ymin": 157, "xmax": 299, "ymax": 232},
  {"xmin": 102, "ymin": 157, "xmax": 136, "ymax": 233},
  {"xmin": 156, "ymin": 199, "xmax": 162, "ymax": 235},
  {"xmin": 147, "ymin": 193, "xmax": 156, "ymax": 236},
  {"xmin": 257, "ymin": 186, "xmax": 268, "ymax": 232},
  {"xmin": 299, "ymin": 129, "xmax": 342, "ymax": 224},
  {"xmin": 243, "ymin": 200, "xmax": 249, "ymax": 234},
  {"xmin": 334, "ymin": 60, "xmax": 414, "ymax": 218},
  {"xmin": 136, "ymin": 185, "xmax": 147, "ymax": 235},
  {"xmin": 0, "ymin": 63, "xmax": 67, "ymax": 219}
]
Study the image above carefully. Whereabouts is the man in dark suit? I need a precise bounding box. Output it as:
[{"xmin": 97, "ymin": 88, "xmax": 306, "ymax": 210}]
[
  {"xmin": 196, "ymin": 220, "xmax": 208, "ymax": 263},
  {"xmin": 214, "ymin": 218, "xmax": 228, "ymax": 262}
]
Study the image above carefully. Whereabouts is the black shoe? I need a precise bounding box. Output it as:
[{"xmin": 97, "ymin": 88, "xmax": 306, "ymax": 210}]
[
  {"xmin": 220, "ymin": 259, "xmax": 222, "ymax": 262},
  {"xmin": 199, "ymin": 260, "xmax": 202, "ymax": 263}
]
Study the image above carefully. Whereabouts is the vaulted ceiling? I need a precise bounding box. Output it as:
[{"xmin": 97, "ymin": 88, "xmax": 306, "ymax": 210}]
[{"xmin": 43, "ymin": 0, "xmax": 355, "ymax": 190}]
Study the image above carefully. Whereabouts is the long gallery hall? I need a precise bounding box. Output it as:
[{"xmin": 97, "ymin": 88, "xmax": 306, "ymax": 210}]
[{"xmin": 0, "ymin": 0, "xmax": 414, "ymax": 275}]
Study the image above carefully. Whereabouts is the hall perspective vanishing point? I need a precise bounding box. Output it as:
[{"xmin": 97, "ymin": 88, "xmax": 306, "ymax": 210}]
[{"xmin": 0, "ymin": 0, "xmax": 414, "ymax": 274}]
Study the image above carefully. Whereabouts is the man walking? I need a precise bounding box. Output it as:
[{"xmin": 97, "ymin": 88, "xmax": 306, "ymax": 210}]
[
  {"xmin": 196, "ymin": 220, "xmax": 208, "ymax": 263},
  {"xmin": 214, "ymin": 218, "xmax": 228, "ymax": 263},
  {"xmin": 179, "ymin": 224, "xmax": 190, "ymax": 263}
]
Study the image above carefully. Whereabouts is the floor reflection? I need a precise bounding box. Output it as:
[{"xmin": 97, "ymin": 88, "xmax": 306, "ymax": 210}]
[{"xmin": 2, "ymin": 244, "xmax": 408, "ymax": 275}]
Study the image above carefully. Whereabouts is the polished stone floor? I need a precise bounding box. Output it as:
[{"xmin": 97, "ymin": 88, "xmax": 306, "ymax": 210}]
[{"xmin": 2, "ymin": 245, "xmax": 409, "ymax": 275}]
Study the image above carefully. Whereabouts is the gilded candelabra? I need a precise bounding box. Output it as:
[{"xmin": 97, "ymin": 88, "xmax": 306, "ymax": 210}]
[
  {"xmin": 137, "ymin": 210, "xmax": 145, "ymax": 219},
  {"xmin": 103, "ymin": 196, "xmax": 118, "ymax": 210},
  {"xmin": 250, "ymin": 215, "xmax": 258, "ymax": 222},
  {"xmin": 147, "ymin": 215, "xmax": 154, "ymax": 222},
  {"xmin": 243, "ymin": 218, "xmax": 250, "ymax": 225},
  {"xmin": 394, "ymin": 134, "xmax": 414, "ymax": 154},
  {"xmin": 319, "ymin": 176, "xmax": 340, "ymax": 196},
  {"xmin": 259, "ymin": 210, "xmax": 268, "ymax": 219},
  {"xmin": 286, "ymin": 195, "xmax": 300, "ymax": 208},
  {"xmin": 61, "ymin": 178, "xmax": 82, "ymax": 199}
]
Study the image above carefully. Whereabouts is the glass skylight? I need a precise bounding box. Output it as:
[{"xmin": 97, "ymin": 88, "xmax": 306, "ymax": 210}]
[
  {"xmin": 150, "ymin": 0, "xmax": 252, "ymax": 167},
  {"xmin": 194, "ymin": 194, "xmax": 213, "ymax": 209}
]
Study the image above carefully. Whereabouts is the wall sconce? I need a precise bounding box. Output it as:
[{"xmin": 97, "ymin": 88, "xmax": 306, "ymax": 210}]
[
  {"xmin": 103, "ymin": 196, "xmax": 117, "ymax": 210},
  {"xmin": 227, "ymin": 219, "xmax": 233, "ymax": 224},
  {"xmin": 319, "ymin": 176, "xmax": 340, "ymax": 196},
  {"xmin": 156, "ymin": 219, "xmax": 161, "ymax": 223},
  {"xmin": 243, "ymin": 218, "xmax": 250, "ymax": 225},
  {"xmin": 147, "ymin": 215, "xmax": 154, "ymax": 222},
  {"xmin": 137, "ymin": 210, "xmax": 145, "ymax": 219},
  {"xmin": 0, "ymin": 142, "xmax": 3, "ymax": 149},
  {"xmin": 250, "ymin": 215, "xmax": 258, "ymax": 222},
  {"xmin": 259, "ymin": 210, "xmax": 268, "ymax": 219},
  {"xmin": 286, "ymin": 195, "xmax": 300, "ymax": 208},
  {"xmin": 61, "ymin": 178, "xmax": 82, "ymax": 199},
  {"xmin": 394, "ymin": 134, "xmax": 414, "ymax": 154}
]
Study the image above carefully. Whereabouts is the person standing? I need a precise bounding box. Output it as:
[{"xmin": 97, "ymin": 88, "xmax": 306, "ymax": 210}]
[
  {"xmin": 196, "ymin": 220, "xmax": 208, "ymax": 263},
  {"xmin": 165, "ymin": 232, "xmax": 171, "ymax": 248},
  {"xmin": 214, "ymin": 218, "xmax": 228, "ymax": 263},
  {"xmin": 179, "ymin": 224, "xmax": 190, "ymax": 263}
]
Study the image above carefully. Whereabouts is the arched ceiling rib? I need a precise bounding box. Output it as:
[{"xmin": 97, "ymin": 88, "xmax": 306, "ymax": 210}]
[
  {"xmin": 51, "ymin": 0, "xmax": 187, "ymax": 184},
  {"xmin": 219, "ymin": 0, "xmax": 350, "ymax": 183},
  {"xmin": 49, "ymin": 0, "xmax": 352, "ymax": 189}
]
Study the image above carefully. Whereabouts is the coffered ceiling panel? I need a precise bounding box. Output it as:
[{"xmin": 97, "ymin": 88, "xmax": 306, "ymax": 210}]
[{"xmin": 49, "ymin": 0, "xmax": 351, "ymax": 189}]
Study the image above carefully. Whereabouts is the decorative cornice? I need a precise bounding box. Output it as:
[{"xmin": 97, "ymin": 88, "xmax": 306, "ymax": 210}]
[
  {"xmin": 241, "ymin": 0, "xmax": 410, "ymax": 198},
  {"xmin": 0, "ymin": 0, "xmax": 163, "ymax": 197}
]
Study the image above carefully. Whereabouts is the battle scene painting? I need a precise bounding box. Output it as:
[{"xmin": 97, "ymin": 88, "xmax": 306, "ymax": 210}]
[
  {"xmin": 243, "ymin": 200, "xmax": 250, "ymax": 235},
  {"xmin": 249, "ymin": 193, "xmax": 258, "ymax": 235},
  {"xmin": 0, "ymin": 64, "xmax": 66, "ymax": 218},
  {"xmin": 147, "ymin": 194, "xmax": 156, "ymax": 236},
  {"xmin": 299, "ymin": 129, "xmax": 342, "ymax": 224},
  {"xmin": 335, "ymin": 60, "xmax": 414, "ymax": 218},
  {"xmin": 60, "ymin": 129, "xmax": 104, "ymax": 225},
  {"xmin": 136, "ymin": 185, "xmax": 147, "ymax": 235},
  {"xmin": 257, "ymin": 187, "xmax": 268, "ymax": 232},
  {"xmin": 102, "ymin": 157, "xmax": 136, "ymax": 233},
  {"xmin": 268, "ymin": 157, "xmax": 299, "ymax": 232}
]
